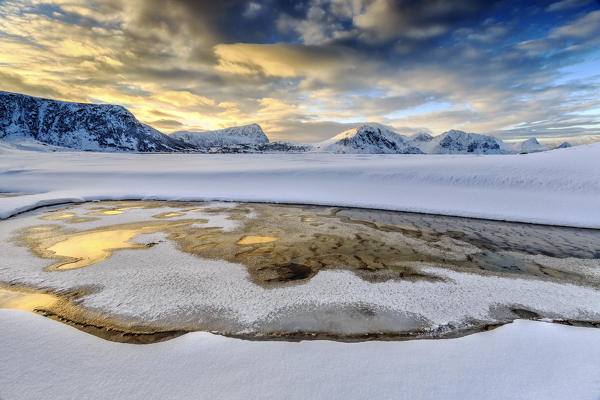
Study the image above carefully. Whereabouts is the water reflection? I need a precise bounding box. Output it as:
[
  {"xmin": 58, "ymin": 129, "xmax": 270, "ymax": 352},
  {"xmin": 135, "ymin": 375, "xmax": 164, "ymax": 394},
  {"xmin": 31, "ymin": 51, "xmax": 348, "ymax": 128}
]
[
  {"xmin": 46, "ymin": 228, "xmax": 152, "ymax": 270},
  {"xmin": 237, "ymin": 235, "xmax": 279, "ymax": 245},
  {"xmin": 0, "ymin": 286, "xmax": 58, "ymax": 312}
]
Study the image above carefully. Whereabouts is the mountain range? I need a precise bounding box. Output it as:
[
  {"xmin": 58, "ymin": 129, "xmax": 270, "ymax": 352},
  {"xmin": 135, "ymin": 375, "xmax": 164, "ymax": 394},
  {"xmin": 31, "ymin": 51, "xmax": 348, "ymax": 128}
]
[{"xmin": 0, "ymin": 91, "xmax": 569, "ymax": 154}]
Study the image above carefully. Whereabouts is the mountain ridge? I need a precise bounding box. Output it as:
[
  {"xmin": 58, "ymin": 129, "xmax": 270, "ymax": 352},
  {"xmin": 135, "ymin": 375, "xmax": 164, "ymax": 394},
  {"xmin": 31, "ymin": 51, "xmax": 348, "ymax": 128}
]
[
  {"xmin": 0, "ymin": 91, "xmax": 190, "ymax": 152},
  {"xmin": 0, "ymin": 91, "xmax": 572, "ymax": 154}
]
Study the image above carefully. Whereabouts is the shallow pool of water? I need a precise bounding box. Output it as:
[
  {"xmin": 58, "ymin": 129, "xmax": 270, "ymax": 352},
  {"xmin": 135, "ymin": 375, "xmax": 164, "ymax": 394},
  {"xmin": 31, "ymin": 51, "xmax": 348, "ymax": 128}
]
[{"xmin": 0, "ymin": 200, "xmax": 599, "ymax": 343}]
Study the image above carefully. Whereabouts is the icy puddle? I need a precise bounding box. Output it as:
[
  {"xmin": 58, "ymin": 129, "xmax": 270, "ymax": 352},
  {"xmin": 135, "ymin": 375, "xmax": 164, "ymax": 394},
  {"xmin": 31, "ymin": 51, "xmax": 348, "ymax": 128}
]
[{"xmin": 1, "ymin": 200, "xmax": 600, "ymax": 343}]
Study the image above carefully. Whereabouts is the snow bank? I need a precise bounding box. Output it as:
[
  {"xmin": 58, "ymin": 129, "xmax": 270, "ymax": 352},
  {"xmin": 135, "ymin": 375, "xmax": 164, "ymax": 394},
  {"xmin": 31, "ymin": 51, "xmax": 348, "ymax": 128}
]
[
  {"xmin": 1, "ymin": 310, "xmax": 599, "ymax": 400},
  {"xmin": 0, "ymin": 142, "xmax": 599, "ymax": 227}
]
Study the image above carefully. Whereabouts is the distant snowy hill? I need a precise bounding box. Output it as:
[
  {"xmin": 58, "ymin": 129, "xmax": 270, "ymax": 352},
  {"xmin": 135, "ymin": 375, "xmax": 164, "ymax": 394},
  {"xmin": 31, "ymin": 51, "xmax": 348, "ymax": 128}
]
[
  {"xmin": 412, "ymin": 129, "xmax": 506, "ymax": 154},
  {"xmin": 504, "ymin": 138, "xmax": 549, "ymax": 154},
  {"xmin": 313, "ymin": 124, "xmax": 423, "ymax": 154},
  {"xmin": 170, "ymin": 124, "xmax": 311, "ymax": 153},
  {"xmin": 170, "ymin": 123, "xmax": 269, "ymax": 148},
  {"xmin": 0, "ymin": 91, "xmax": 190, "ymax": 152}
]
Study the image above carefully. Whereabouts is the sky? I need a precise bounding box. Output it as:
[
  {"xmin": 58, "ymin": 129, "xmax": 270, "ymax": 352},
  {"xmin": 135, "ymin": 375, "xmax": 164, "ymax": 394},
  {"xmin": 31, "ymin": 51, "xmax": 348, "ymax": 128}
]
[{"xmin": 0, "ymin": 0, "xmax": 599, "ymax": 143}]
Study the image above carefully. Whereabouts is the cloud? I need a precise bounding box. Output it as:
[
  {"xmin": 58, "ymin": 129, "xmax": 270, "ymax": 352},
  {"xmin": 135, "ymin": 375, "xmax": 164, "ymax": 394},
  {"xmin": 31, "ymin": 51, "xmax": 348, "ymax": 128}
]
[
  {"xmin": 546, "ymin": 0, "xmax": 593, "ymax": 12},
  {"xmin": 0, "ymin": 0, "xmax": 598, "ymax": 143}
]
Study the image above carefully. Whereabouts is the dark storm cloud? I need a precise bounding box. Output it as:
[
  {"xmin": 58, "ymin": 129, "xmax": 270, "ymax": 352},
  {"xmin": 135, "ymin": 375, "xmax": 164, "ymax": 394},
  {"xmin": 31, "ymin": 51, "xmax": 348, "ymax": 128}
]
[{"xmin": 123, "ymin": 0, "xmax": 299, "ymax": 51}]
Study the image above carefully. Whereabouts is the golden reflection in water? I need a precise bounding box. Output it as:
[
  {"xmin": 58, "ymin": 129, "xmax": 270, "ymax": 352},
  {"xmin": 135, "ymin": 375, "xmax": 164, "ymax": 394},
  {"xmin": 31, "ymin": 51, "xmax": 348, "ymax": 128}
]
[
  {"xmin": 29, "ymin": 226, "xmax": 55, "ymax": 232},
  {"xmin": 46, "ymin": 228, "xmax": 155, "ymax": 270},
  {"xmin": 0, "ymin": 287, "xmax": 58, "ymax": 312},
  {"xmin": 87, "ymin": 210, "xmax": 124, "ymax": 215},
  {"xmin": 153, "ymin": 212, "xmax": 186, "ymax": 219},
  {"xmin": 237, "ymin": 235, "xmax": 279, "ymax": 245},
  {"xmin": 41, "ymin": 213, "xmax": 76, "ymax": 220},
  {"xmin": 20, "ymin": 216, "xmax": 210, "ymax": 271}
]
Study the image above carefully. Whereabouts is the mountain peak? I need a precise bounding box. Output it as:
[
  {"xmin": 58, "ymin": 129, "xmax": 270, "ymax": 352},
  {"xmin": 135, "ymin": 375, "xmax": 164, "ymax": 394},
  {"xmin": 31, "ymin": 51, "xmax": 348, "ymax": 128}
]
[
  {"xmin": 556, "ymin": 141, "xmax": 572, "ymax": 149},
  {"xmin": 314, "ymin": 124, "xmax": 423, "ymax": 154},
  {"xmin": 0, "ymin": 91, "xmax": 189, "ymax": 152},
  {"xmin": 423, "ymin": 129, "xmax": 505, "ymax": 154}
]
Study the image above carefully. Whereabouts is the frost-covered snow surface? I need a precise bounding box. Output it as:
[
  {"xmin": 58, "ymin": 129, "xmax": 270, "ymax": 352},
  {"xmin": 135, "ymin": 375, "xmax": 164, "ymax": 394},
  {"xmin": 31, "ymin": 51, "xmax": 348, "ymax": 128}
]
[
  {"xmin": 0, "ymin": 91, "xmax": 189, "ymax": 152},
  {"xmin": 0, "ymin": 142, "xmax": 599, "ymax": 227},
  {"xmin": 170, "ymin": 123, "xmax": 269, "ymax": 147},
  {"xmin": 314, "ymin": 124, "xmax": 423, "ymax": 154},
  {"xmin": 2, "ymin": 310, "xmax": 600, "ymax": 400}
]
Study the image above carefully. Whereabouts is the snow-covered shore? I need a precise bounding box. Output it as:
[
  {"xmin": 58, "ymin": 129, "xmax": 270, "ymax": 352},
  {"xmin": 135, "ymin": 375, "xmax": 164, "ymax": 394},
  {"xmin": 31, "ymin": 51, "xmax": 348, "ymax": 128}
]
[
  {"xmin": 1, "ymin": 142, "xmax": 599, "ymax": 227},
  {"xmin": 1, "ymin": 310, "xmax": 599, "ymax": 400}
]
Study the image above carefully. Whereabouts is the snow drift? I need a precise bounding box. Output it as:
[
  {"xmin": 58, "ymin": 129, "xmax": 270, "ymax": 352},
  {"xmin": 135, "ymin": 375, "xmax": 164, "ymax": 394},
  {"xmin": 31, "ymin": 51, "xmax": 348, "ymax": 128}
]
[{"xmin": 2, "ymin": 310, "xmax": 600, "ymax": 400}]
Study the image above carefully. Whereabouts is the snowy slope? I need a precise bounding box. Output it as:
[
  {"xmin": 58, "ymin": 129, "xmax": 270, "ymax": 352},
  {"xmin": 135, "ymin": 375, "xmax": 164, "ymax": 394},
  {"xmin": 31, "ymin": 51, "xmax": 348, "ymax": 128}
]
[
  {"xmin": 414, "ymin": 129, "xmax": 506, "ymax": 154},
  {"xmin": 0, "ymin": 91, "xmax": 190, "ymax": 152},
  {"xmin": 2, "ymin": 310, "xmax": 600, "ymax": 400},
  {"xmin": 0, "ymin": 142, "xmax": 599, "ymax": 227},
  {"xmin": 170, "ymin": 123, "xmax": 269, "ymax": 148},
  {"xmin": 313, "ymin": 124, "xmax": 423, "ymax": 154}
]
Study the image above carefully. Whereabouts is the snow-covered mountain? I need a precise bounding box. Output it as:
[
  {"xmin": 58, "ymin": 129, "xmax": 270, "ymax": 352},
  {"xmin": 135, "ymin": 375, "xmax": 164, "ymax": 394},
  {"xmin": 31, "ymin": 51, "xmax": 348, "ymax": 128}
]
[
  {"xmin": 170, "ymin": 124, "xmax": 269, "ymax": 148},
  {"xmin": 412, "ymin": 129, "xmax": 506, "ymax": 154},
  {"xmin": 0, "ymin": 91, "xmax": 192, "ymax": 152},
  {"xmin": 0, "ymin": 91, "xmax": 577, "ymax": 155},
  {"xmin": 312, "ymin": 126, "xmax": 522, "ymax": 155},
  {"xmin": 503, "ymin": 138, "xmax": 549, "ymax": 154},
  {"xmin": 170, "ymin": 124, "xmax": 312, "ymax": 153},
  {"xmin": 313, "ymin": 124, "xmax": 423, "ymax": 154},
  {"xmin": 555, "ymin": 141, "xmax": 572, "ymax": 149}
]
